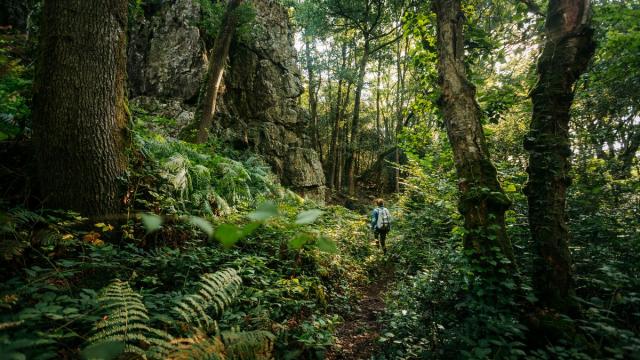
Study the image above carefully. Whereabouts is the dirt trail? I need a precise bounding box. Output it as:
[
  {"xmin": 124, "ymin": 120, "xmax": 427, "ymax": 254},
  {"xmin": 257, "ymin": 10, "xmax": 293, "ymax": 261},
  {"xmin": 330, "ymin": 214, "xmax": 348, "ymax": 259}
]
[{"xmin": 326, "ymin": 262, "xmax": 394, "ymax": 360}]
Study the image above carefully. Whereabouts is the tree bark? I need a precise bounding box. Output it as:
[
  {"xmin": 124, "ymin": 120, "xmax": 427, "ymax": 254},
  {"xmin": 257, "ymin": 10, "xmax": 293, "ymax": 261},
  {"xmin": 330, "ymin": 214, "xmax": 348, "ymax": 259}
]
[
  {"xmin": 375, "ymin": 57, "xmax": 383, "ymax": 147},
  {"xmin": 345, "ymin": 37, "xmax": 370, "ymax": 195},
  {"xmin": 433, "ymin": 0, "xmax": 514, "ymax": 264},
  {"xmin": 196, "ymin": 0, "xmax": 243, "ymax": 144},
  {"xmin": 525, "ymin": 0, "xmax": 595, "ymax": 312},
  {"xmin": 328, "ymin": 43, "xmax": 348, "ymax": 189},
  {"xmin": 338, "ymin": 81, "xmax": 353, "ymax": 191},
  {"xmin": 32, "ymin": 0, "xmax": 128, "ymax": 217},
  {"xmin": 305, "ymin": 37, "xmax": 323, "ymax": 164},
  {"xmin": 394, "ymin": 35, "xmax": 408, "ymax": 193}
]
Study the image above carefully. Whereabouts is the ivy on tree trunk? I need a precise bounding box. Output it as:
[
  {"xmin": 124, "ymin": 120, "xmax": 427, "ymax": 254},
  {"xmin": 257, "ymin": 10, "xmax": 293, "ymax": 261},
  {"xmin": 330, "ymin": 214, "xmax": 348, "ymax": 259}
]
[
  {"xmin": 525, "ymin": 0, "xmax": 595, "ymax": 313},
  {"xmin": 433, "ymin": 0, "xmax": 514, "ymax": 266}
]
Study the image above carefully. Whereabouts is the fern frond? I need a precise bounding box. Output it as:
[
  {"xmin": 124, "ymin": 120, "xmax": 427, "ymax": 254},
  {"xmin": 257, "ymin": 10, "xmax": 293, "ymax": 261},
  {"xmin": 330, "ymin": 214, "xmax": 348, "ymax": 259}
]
[
  {"xmin": 0, "ymin": 238, "xmax": 27, "ymax": 260},
  {"xmin": 213, "ymin": 194, "xmax": 232, "ymax": 215},
  {"xmin": 173, "ymin": 269, "xmax": 242, "ymax": 329},
  {"xmin": 86, "ymin": 279, "xmax": 173, "ymax": 359},
  {"xmin": 221, "ymin": 330, "xmax": 275, "ymax": 360},
  {"xmin": 162, "ymin": 155, "xmax": 193, "ymax": 201},
  {"xmin": 168, "ymin": 331, "xmax": 226, "ymax": 360},
  {"xmin": 8, "ymin": 208, "xmax": 46, "ymax": 226},
  {"xmin": 0, "ymin": 320, "xmax": 24, "ymax": 331}
]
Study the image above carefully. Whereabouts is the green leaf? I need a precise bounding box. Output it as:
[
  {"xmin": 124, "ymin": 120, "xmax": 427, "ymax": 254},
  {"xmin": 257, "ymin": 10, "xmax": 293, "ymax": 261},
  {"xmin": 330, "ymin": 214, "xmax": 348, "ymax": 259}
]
[
  {"xmin": 214, "ymin": 224, "xmax": 244, "ymax": 247},
  {"xmin": 295, "ymin": 209, "xmax": 324, "ymax": 225},
  {"xmin": 81, "ymin": 341, "xmax": 125, "ymax": 360},
  {"xmin": 241, "ymin": 222, "xmax": 261, "ymax": 237},
  {"xmin": 247, "ymin": 201, "xmax": 279, "ymax": 222},
  {"xmin": 315, "ymin": 236, "xmax": 338, "ymax": 253},
  {"xmin": 190, "ymin": 216, "xmax": 214, "ymax": 238},
  {"xmin": 289, "ymin": 233, "xmax": 312, "ymax": 249},
  {"xmin": 140, "ymin": 213, "xmax": 162, "ymax": 234}
]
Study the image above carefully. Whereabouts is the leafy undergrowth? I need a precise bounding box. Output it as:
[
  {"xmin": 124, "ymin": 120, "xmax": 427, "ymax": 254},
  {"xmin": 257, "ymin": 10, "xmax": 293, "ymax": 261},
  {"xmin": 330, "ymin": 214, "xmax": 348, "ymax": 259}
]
[
  {"xmin": 375, "ymin": 155, "xmax": 640, "ymax": 360},
  {"xmin": 0, "ymin": 113, "xmax": 380, "ymax": 359}
]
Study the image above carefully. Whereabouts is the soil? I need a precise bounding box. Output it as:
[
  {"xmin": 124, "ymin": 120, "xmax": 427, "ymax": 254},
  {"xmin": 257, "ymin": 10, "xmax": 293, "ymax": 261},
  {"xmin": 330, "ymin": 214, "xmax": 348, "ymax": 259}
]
[{"xmin": 326, "ymin": 260, "xmax": 394, "ymax": 360}]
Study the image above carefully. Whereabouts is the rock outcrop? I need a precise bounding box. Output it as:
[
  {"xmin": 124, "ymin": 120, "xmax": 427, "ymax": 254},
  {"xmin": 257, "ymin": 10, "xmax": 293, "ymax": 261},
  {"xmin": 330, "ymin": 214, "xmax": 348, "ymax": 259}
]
[
  {"xmin": 128, "ymin": 0, "xmax": 325, "ymax": 199},
  {"xmin": 128, "ymin": 0, "xmax": 207, "ymax": 101}
]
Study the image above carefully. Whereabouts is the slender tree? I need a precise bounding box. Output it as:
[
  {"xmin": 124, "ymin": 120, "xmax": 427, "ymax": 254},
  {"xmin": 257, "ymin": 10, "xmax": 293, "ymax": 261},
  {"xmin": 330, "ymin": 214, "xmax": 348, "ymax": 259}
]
[
  {"xmin": 196, "ymin": 0, "xmax": 244, "ymax": 144},
  {"xmin": 304, "ymin": 37, "xmax": 325, "ymax": 164},
  {"xmin": 32, "ymin": 0, "xmax": 128, "ymax": 216},
  {"xmin": 525, "ymin": 0, "xmax": 595, "ymax": 312},
  {"xmin": 432, "ymin": 0, "xmax": 514, "ymax": 263},
  {"xmin": 327, "ymin": 0, "xmax": 403, "ymax": 194},
  {"xmin": 328, "ymin": 42, "xmax": 348, "ymax": 189}
]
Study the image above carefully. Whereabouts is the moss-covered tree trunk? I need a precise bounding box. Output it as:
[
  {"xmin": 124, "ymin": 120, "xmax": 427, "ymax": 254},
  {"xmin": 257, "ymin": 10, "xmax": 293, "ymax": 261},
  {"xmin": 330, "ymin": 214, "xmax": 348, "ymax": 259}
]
[
  {"xmin": 32, "ymin": 0, "xmax": 128, "ymax": 217},
  {"xmin": 433, "ymin": 0, "xmax": 514, "ymax": 263},
  {"xmin": 525, "ymin": 0, "xmax": 595, "ymax": 312},
  {"xmin": 196, "ymin": 0, "xmax": 243, "ymax": 144}
]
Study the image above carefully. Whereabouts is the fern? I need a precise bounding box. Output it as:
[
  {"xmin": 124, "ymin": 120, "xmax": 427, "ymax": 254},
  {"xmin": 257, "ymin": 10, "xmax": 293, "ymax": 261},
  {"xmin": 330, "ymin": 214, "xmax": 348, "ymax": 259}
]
[
  {"xmin": 173, "ymin": 268, "xmax": 242, "ymax": 329},
  {"xmin": 167, "ymin": 330, "xmax": 275, "ymax": 360},
  {"xmin": 84, "ymin": 269, "xmax": 274, "ymax": 360},
  {"xmin": 168, "ymin": 331, "xmax": 226, "ymax": 360},
  {"xmin": 0, "ymin": 208, "xmax": 47, "ymax": 260},
  {"xmin": 215, "ymin": 159, "xmax": 252, "ymax": 205},
  {"xmin": 221, "ymin": 330, "xmax": 275, "ymax": 360},
  {"xmin": 86, "ymin": 279, "xmax": 174, "ymax": 358},
  {"xmin": 133, "ymin": 123, "xmax": 285, "ymax": 215},
  {"xmin": 8, "ymin": 207, "xmax": 46, "ymax": 225}
]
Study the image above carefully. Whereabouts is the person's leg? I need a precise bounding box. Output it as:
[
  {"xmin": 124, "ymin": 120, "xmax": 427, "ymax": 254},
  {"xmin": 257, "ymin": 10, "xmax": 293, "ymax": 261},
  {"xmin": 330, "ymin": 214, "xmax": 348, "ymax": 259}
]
[
  {"xmin": 380, "ymin": 230, "xmax": 387, "ymax": 254},
  {"xmin": 373, "ymin": 229, "xmax": 379, "ymax": 248}
]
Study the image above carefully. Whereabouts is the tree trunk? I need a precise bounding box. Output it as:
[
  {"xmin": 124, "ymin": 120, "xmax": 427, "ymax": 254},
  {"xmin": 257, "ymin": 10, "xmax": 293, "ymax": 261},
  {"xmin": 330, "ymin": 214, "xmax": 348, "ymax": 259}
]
[
  {"xmin": 314, "ymin": 74, "xmax": 324, "ymax": 164},
  {"xmin": 32, "ymin": 0, "xmax": 128, "ymax": 217},
  {"xmin": 375, "ymin": 57, "xmax": 383, "ymax": 147},
  {"xmin": 305, "ymin": 37, "xmax": 323, "ymax": 164},
  {"xmin": 328, "ymin": 43, "xmax": 348, "ymax": 189},
  {"xmin": 346, "ymin": 37, "xmax": 371, "ymax": 195},
  {"xmin": 196, "ymin": 0, "xmax": 243, "ymax": 144},
  {"xmin": 433, "ymin": 0, "xmax": 514, "ymax": 264},
  {"xmin": 338, "ymin": 81, "xmax": 353, "ymax": 191},
  {"xmin": 394, "ymin": 35, "xmax": 407, "ymax": 193},
  {"xmin": 525, "ymin": 0, "xmax": 595, "ymax": 312}
]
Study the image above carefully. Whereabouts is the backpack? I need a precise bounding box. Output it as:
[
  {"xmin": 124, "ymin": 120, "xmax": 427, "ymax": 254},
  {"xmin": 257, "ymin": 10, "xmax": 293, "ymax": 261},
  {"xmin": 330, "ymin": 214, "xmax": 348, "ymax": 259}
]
[{"xmin": 376, "ymin": 207, "xmax": 391, "ymax": 231}]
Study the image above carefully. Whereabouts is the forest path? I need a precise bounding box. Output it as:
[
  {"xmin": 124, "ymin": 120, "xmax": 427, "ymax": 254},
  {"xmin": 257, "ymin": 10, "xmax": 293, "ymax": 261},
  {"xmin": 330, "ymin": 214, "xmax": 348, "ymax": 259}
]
[{"xmin": 326, "ymin": 254, "xmax": 395, "ymax": 360}]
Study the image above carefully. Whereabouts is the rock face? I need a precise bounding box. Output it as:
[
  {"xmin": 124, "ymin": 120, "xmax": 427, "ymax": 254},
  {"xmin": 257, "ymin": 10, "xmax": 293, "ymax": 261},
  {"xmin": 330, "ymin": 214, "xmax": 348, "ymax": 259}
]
[
  {"xmin": 128, "ymin": 0, "xmax": 207, "ymax": 101},
  {"xmin": 128, "ymin": 0, "xmax": 325, "ymax": 199}
]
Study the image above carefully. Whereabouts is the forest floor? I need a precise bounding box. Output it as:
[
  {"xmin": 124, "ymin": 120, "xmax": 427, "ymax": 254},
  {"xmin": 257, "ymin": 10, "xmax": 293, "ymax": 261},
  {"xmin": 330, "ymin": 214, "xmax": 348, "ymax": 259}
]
[{"xmin": 326, "ymin": 248, "xmax": 395, "ymax": 360}]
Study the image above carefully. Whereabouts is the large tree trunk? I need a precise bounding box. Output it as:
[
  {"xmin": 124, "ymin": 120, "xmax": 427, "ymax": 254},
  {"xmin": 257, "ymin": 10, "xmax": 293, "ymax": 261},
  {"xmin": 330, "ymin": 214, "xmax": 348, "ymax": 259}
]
[
  {"xmin": 345, "ymin": 37, "xmax": 371, "ymax": 195},
  {"xmin": 433, "ymin": 0, "xmax": 514, "ymax": 264},
  {"xmin": 525, "ymin": 0, "xmax": 595, "ymax": 312},
  {"xmin": 196, "ymin": 0, "xmax": 243, "ymax": 144},
  {"xmin": 32, "ymin": 0, "xmax": 128, "ymax": 217}
]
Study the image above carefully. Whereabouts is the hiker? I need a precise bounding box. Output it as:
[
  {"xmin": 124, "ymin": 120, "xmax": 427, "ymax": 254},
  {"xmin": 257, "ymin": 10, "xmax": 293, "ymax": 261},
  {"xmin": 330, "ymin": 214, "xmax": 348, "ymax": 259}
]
[{"xmin": 370, "ymin": 198, "xmax": 391, "ymax": 253}]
